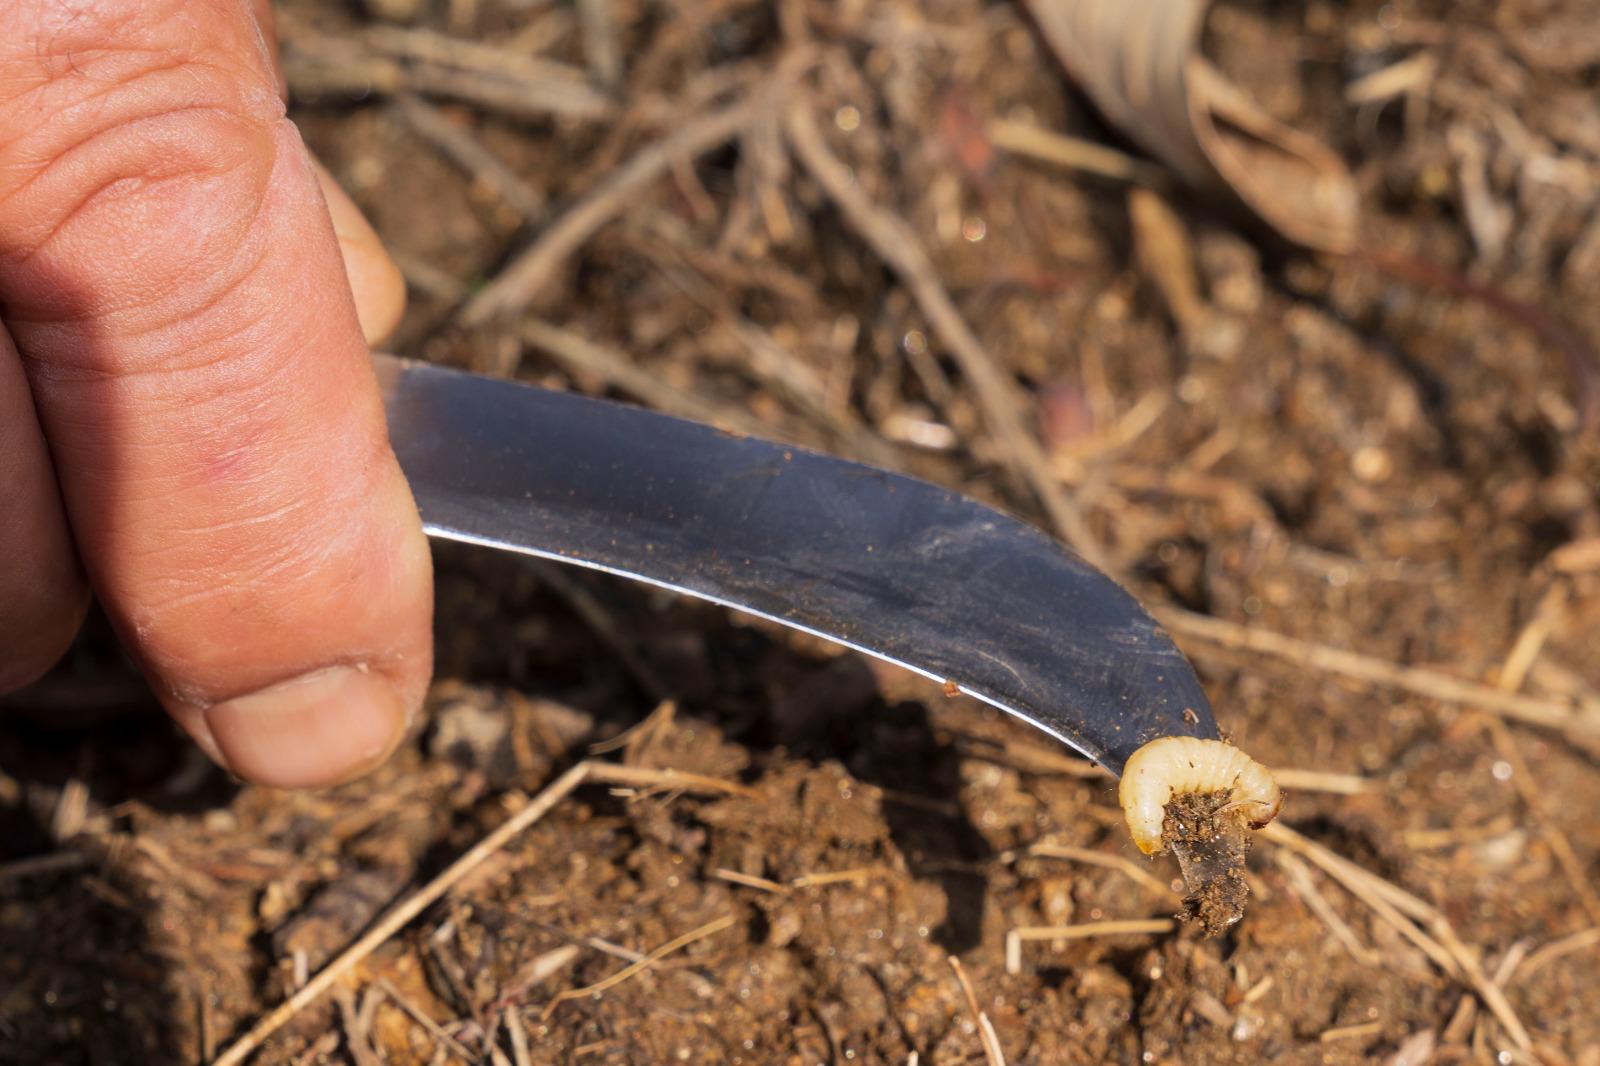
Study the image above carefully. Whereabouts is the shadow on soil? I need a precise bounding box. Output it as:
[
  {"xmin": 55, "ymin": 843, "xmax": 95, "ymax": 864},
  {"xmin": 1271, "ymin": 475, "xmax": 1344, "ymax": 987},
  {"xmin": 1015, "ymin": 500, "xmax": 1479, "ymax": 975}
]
[{"xmin": 0, "ymin": 541, "xmax": 1000, "ymax": 1058}]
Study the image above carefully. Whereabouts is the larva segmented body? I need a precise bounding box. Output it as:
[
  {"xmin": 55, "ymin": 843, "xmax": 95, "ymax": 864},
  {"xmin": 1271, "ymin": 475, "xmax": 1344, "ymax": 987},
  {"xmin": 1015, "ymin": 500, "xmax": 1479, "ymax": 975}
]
[{"xmin": 1119, "ymin": 736, "xmax": 1282, "ymax": 855}]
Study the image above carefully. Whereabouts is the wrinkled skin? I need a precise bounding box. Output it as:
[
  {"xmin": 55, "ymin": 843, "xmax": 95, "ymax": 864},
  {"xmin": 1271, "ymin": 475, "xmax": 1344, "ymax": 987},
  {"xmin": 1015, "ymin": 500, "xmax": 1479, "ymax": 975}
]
[{"xmin": 0, "ymin": 0, "xmax": 434, "ymax": 788}]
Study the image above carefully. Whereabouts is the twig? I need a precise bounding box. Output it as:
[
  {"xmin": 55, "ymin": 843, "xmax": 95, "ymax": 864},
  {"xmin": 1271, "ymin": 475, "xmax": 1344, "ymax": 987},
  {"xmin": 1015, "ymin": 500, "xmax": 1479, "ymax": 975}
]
[
  {"xmin": 519, "ymin": 319, "xmax": 770, "ymax": 438},
  {"xmin": 1549, "ymin": 537, "xmax": 1600, "ymax": 574},
  {"xmin": 1319, "ymin": 1021, "xmax": 1383, "ymax": 1043},
  {"xmin": 49, "ymin": 778, "xmax": 89, "ymax": 842},
  {"xmin": 462, "ymin": 99, "xmax": 755, "ymax": 325},
  {"xmin": 576, "ymin": 0, "xmax": 622, "ymax": 90},
  {"xmin": 1481, "ymin": 586, "xmax": 1600, "ymax": 926},
  {"xmin": 1027, "ymin": 843, "xmax": 1178, "ymax": 900},
  {"xmin": 643, "ymin": 247, "xmax": 904, "ymax": 467},
  {"xmin": 373, "ymin": 979, "xmax": 477, "ymax": 1063},
  {"xmin": 987, "ymin": 118, "xmax": 1170, "ymax": 187},
  {"xmin": 1402, "ymin": 816, "xmax": 1516, "ymax": 851},
  {"xmin": 362, "ymin": 25, "xmax": 594, "ymax": 88},
  {"xmin": 391, "ymin": 251, "xmax": 469, "ymax": 303},
  {"xmin": 1509, "ymin": 926, "xmax": 1600, "ymax": 985},
  {"xmin": 713, "ymin": 868, "xmax": 789, "ymax": 894},
  {"xmin": 1275, "ymin": 769, "xmax": 1374, "ymax": 795},
  {"xmin": 278, "ymin": 22, "xmax": 612, "ymax": 122},
  {"xmin": 211, "ymin": 761, "xmax": 747, "ymax": 1065},
  {"xmin": 540, "ymin": 914, "xmax": 735, "ymax": 1020},
  {"xmin": 1005, "ymin": 919, "xmax": 1175, "ymax": 974},
  {"xmin": 1261, "ymin": 825, "xmax": 1457, "ymax": 974},
  {"xmin": 1273, "ymin": 850, "xmax": 1380, "ymax": 966},
  {"xmin": 790, "ymin": 867, "xmax": 890, "ymax": 889},
  {"xmin": 1156, "ymin": 607, "xmax": 1595, "ymax": 736},
  {"xmin": 1261, "ymin": 823, "xmax": 1532, "ymax": 1050},
  {"xmin": 0, "ymin": 851, "xmax": 90, "ymax": 884},
  {"xmin": 504, "ymin": 1007, "xmax": 533, "ymax": 1066},
  {"xmin": 589, "ymin": 699, "xmax": 675, "ymax": 759},
  {"xmin": 392, "ymin": 94, "xmax": 546, "ymax": 220},
  {"xmin": 494, "ymin": 945, "xmax": 582, "ymax": 1008},
  {"xmin": 212, "ymin": 763, "xmax": 590, "ymax": 1065},
  {"xmin": 1345, "ymin": 51, "xmax": 1438, "ymax": 106},
  {"xmin": 947, "ymin": 958, "xmax": 1007, "ymax": 1066},
  {"xmin": 586, "ymin": 761, "xmax": 757, "ymax": 798},
  {"xmin": 784, "ymin": 100, "xmax": 1105, "ymax": 569},
  {"xmin": 333, "ymin": 987, "xmax": 383, "ymax": 1066}
]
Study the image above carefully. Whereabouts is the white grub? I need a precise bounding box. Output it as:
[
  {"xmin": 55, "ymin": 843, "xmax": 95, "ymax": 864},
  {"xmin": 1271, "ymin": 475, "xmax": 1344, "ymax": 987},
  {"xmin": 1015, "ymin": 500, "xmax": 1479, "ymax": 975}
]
[{"xmin": 1119, "ymin": 737, "xmax": 1282, "ymax": 855}]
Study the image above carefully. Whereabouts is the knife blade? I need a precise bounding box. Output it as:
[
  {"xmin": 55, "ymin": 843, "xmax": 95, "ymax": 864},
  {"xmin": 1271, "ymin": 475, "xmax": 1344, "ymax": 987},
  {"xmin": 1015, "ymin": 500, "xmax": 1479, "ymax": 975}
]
[{"xmin": 375, "ymin": 353, "xmax": 1217, "ymax": 776}]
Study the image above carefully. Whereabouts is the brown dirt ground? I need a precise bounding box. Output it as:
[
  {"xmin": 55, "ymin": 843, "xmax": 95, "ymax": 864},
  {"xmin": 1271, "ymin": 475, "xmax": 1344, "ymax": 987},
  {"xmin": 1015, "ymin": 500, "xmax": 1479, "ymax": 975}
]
[{"xmin": 5, "ymin": 0, "xmax": 1600, "ymax": 1063}]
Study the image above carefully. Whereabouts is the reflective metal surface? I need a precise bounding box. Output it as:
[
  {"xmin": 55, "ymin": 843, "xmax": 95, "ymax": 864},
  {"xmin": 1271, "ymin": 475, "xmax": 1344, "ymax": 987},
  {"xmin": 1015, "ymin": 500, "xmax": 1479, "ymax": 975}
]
[{"xmin": 376, "ymin": 354, "xmax": 1218, "ymax": 775}]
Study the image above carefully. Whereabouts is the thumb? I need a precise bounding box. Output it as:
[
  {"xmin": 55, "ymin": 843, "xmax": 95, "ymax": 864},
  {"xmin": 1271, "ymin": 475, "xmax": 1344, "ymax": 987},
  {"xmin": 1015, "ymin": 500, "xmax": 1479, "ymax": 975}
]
[{"xmin": 0, "ymin": 0, "xmax": 434, "ymax": 787}]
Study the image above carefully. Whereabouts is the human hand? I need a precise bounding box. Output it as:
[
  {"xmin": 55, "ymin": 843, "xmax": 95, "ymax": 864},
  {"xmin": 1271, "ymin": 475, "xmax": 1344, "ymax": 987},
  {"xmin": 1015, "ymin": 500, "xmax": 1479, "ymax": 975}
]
[{"xmin": 0, "ymin": 1, "xmax": 434, "ymax": 788}]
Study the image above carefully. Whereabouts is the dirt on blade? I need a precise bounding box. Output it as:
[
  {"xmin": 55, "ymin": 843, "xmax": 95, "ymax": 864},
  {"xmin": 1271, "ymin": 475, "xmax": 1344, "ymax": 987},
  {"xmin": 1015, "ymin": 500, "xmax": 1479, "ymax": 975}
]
[{"xmin": 1161, "ymin": 789, "xmax": 1254, "ymax": 936}]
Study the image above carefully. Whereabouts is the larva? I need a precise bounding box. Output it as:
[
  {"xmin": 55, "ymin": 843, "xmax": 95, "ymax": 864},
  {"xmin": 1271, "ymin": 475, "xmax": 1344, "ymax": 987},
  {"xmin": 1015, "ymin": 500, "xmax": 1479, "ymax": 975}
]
[{"xmin": 1119, "ymin": 736, "xmax": 1282, "ymax": 855}]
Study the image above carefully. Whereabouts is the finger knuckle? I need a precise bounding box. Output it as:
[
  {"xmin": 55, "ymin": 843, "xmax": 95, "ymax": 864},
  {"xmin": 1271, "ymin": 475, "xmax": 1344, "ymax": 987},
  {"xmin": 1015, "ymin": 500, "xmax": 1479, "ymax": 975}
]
[{"xmin": 0, "ymin": 2, "xmax": 285, "ymax": 342}]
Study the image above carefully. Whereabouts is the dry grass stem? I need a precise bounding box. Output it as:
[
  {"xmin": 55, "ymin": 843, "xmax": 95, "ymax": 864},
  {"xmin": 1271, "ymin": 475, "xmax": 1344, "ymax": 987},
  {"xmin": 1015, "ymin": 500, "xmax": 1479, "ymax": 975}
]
[
  {"xmin": 790, "ymin": 867, "xmax": 890, "ymax": 889},
  {"xmin": 0, "ymin": 851, "xmax": 89, "ymax": 884},
  {"xmin": 278, "ymin": 18, "xmax": 612, "ymax": 122},
  {"xmin": 1272, "ymin": 769, "xmax": 1374, "ymax": 795},
  {"xmin": 1158, "ymin": 607, "xmax": 1594, "ymax": 736},
  {"xmin": 462, "ymin": 99, "xmax": 756, "ymax": 325},
  {"xmin": 784, "ymin": 99, "xmax": 1105, "ymax": 569},
  {"xmin": 1028, "ymin": 843, "xmax": 1179, "ymax": 900},
  {"xmin": 1273, "ymin": 850, "xmax": 1380, "ymax": 966},
  {"xmin": 49, "ymin": 778, "xmax": 88, "ymax": 842},
  {"xmin": 519, "ymin": 319, "xmax": 771, "ymax": 437},
  {"xmin": 1263, "ymin": 823, "xmax": 1459, "ymax": 974},
  {"xmin": 586, "ymin": 762, "xmax": 757, "ymax": 798},
  {"xmin": 540, "ymin": 914, "xmax": 735, "ymax": 1020},
  {"xmin": 948, "ymin": 957, "xmax": 1007, "ymax": 1066},
  {"xmin": 1402, "ymin": 816, "xmax": 1516, "ymax": 850},
  {"xmin": 1548, "ymin": 537, "xmax": 1600, "ymax": 573},
  {"xmin": 392, "ymin": 94, "xmax": 546, "ymax": 221},
  {"xmin": 361, "ymin": 25, "xmax": 594, "ymax": 87},
  {"xmin": 1241, "ymin": 976, "xmax": 1274, "ymax": 1005},
  {"xmin": 576, "ymin": 0, "xmax": 622, "ymax": 90},
  {"xmin": 333, "ymin": 986, "xmax": 383, "ymax": 1066},
  {"xmin": 1510, "ymin": 926, "xmax": 1600, "ymax": 985},
  {"xmin": 211, "ymin": 760, "xmax": 748, "ymax": 1065},
  {"xmin": 1006, "ymin": 920, "xmax": 1175, "ymax": 974},
  {"xmin": 588, "ymin": 699, "xmax": 676, "ymax": 759},
  {"xmin": 497, "ymin": 945, "xmax": 583, "ymax": 1006},
  {"xmin": 373, "ymin": 979, "xmax": 477, "ymax": 1063},
  {"xmin": 1261, "ymin": 823, "xmax": 1532, "ymax": 1050},
  {"xmin": 1319, "ymin": 1020, "xmax": 1384, "ymax": 1043},
  {"xmin": 713, "ymin": 868, "xmax": 789, "ymax": 894},
  {"xmin": 1481, "ymin": 586, "xmax": 1600, "ymax": 926},
  {"xmin": 1345, "ymin": 51, "xmax": 1438, "ymax": 106},
  {"xmin": 504, "ymin": 1007, "xmax": 533, "ymax": 1066},
  {"xmin": 987, "ymin": 118, "xmax": 1170, "ymax": 187}
]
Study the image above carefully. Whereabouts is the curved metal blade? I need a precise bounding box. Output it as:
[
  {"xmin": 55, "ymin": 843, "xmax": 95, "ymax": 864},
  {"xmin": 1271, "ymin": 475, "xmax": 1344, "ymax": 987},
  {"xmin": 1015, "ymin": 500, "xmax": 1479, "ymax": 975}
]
[{"xmin": 376, "ymin": 355, "xmax": 1217, "ymax": 775}]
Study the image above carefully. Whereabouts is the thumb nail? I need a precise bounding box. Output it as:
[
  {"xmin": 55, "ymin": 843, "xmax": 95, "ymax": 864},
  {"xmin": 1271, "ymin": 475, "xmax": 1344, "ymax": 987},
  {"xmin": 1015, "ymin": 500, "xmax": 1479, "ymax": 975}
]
[{"xmin": 202, "ymin": 665, "xmax": 407, "ymax": 788}]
